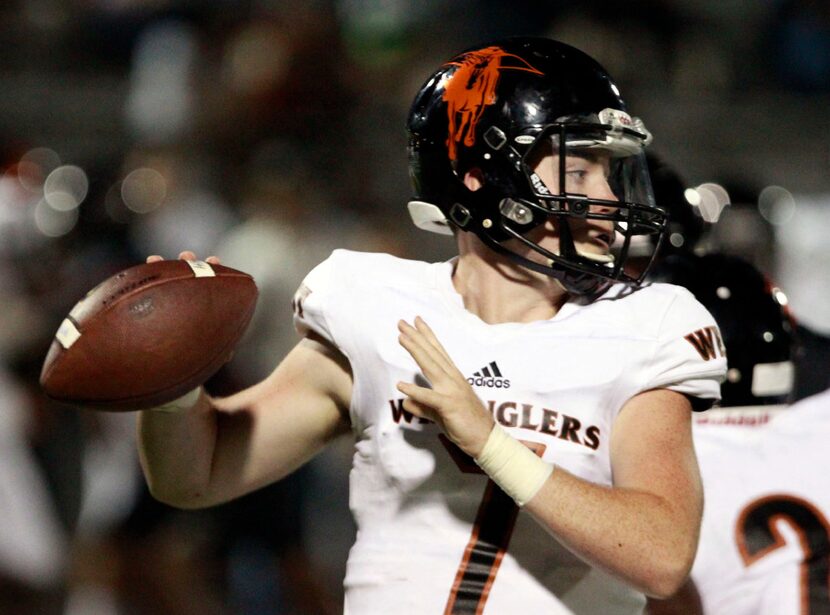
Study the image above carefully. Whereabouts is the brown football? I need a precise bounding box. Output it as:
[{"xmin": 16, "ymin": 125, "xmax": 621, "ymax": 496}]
[{"xmin": 40, "ymin": 259, "xmax": 258, "ymax": 411}]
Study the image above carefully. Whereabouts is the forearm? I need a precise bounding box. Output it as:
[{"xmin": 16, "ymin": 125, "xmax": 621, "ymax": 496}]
[
  {"xmin": 524, "ymin": 466, "xmax": 699, "ymax": 598},
  {"xmin": 137, "ymin": 341, "xmax": 352, "ymax": 509},
  {"xmin": 137, "ymin": 389, "xmax": 336, "ymax": 509},
  {"xmin": 137, "ymin": 390, "xmax": 220, "ymax": 508},
  {"xmin": 136, "ymin": 384, "xmax": 309, "ymax": 509}
]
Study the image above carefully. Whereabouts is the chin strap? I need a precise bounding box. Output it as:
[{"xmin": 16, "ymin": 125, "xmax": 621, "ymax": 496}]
[
  {"xmin": 475, "ymin": 229, "xmax": 609, "ymax": 296},
  {"xmin": 523, "ymin": 216, "xmax": 613, "ymax": 296}
]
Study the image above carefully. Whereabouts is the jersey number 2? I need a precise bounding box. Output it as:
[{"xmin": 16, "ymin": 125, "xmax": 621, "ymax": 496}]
[
  {"xmin": 736, "ymin": 494, "xmax": 830, "ymax": 614},
  {"xmin": 440, "ymin": 435, "xmax": 546, "ymax": 615}
]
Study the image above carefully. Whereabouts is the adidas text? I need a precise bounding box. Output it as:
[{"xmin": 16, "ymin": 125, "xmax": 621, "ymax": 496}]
[
  {"xmin": 468, "ymin": 361, "xmax": 510, "ymax": 389},
  {"xmin": 467, "ymin": 376, "xmax": 511, "ymax": 389}
]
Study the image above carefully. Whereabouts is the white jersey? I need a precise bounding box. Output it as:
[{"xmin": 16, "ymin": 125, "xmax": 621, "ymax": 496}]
[
  {"xmin": 691, "ymin": 390, "xmax": 830, "ymax": 615},
  {"xmin": 293, "ymin": 250, "xmax": 725, "ymax": 615}
]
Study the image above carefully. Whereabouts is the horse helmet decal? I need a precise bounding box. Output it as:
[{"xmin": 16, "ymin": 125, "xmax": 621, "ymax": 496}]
[{"xmin": 441, "ymin": 46, "xmax": 543, "ymax": 161}]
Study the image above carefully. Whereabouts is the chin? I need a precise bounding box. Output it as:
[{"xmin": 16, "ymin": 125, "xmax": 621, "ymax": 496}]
[{"xmin": 574, "ymin": 241, "xmax": 614, "ymax": 262}]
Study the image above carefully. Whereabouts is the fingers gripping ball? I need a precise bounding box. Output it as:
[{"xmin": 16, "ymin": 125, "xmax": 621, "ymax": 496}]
[{"xmin": 40, "ymin": 260, "xmax": 258, "ymax": 411}]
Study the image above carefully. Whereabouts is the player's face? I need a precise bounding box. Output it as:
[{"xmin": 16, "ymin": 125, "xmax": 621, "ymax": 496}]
[{"xmin": 520, "ymin": 149, "xmax": 618, "ymax": 262}]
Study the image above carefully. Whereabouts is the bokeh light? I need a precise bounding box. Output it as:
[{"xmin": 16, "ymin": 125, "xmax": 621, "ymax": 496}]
[
  {"xmin": 771, "ymin": 287, "xmax": 789, "ymax": 306},
  {"xmin": 18, "ymin": 147, "xmax": 62, "ymax": 192},
  {"xmin": 34, "ymin": 197, "xmax": 78, "ymax": 237},
  {"xmin": 43, "ymin": 165, "xmax": 89, "ymax": 211},
  {"xmin": 121, "ymin": 167, "xmax": 167, "ymax": 213},
  {"xmin": 695, "ymin": 182, "xmax": 730, "ymax": 223},
  {"xmin": 758, "ymin": 185, "xmax": 796, "ymax": 226},
  {"xmin": 683, "ymin": 188, "xmax": 702, "ymax": 206}
]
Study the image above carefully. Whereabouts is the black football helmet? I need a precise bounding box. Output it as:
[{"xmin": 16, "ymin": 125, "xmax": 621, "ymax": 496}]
[
  {"xmin": 651, "ymin": 253, "xmax": 797, "ymax": 407},
  {"xmin": 406, "ymin": 37, "xmax": 667, "ymax": 295},
  {"xmin": 646, "ymin": 152, "xmax": 707, "ymax": 256}
]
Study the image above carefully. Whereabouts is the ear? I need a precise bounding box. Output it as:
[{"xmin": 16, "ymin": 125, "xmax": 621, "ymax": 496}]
[{"xmin": 463, "ymin": 168, "xmax": 485, "ymax": 191}]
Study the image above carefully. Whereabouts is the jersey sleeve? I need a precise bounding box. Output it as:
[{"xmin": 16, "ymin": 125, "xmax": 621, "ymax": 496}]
[
  {"xmin": 644, "ymin": 287, "xmax": 727, "ymax": 408},
  {"xmin": 292, "ymin": 253, "xmax": 338, "ymax": 345}
]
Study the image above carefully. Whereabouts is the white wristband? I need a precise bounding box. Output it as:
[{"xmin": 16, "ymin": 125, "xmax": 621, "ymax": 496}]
[
  {"xmin": 474, "ymin": 424, "xmax": 554, "ymax": 507},
  {"xmin": 148, "ymin": 387, "xmax": 202, "ymax": 413}
]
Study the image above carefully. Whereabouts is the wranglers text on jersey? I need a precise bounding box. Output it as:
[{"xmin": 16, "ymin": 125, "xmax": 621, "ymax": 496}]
[{"xmin": 388, "ymin": 398, "xmax": 601, "ymax": 451}]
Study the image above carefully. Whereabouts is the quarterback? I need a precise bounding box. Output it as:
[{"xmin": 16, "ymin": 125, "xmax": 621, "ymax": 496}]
[{"xmin": 138, "ymin": 38, "xmax": 726, "ymax": 614}]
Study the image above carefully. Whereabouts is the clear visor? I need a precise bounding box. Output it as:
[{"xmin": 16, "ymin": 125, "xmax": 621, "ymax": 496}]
[{"xmin": 524, "ymin": 125, "xmax": 655, "ymax": 213}]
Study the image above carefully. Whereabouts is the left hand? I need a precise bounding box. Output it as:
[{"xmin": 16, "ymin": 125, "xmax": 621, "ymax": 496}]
[{"xmin": 396, "ymin": 317, "xmax": 495, "ymax": 458}]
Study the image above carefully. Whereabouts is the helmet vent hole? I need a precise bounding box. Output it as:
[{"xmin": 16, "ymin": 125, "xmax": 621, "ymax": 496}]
[
  {"xmin": 484, "ymin": 126, "xmax": 507, "ymax": 150},
  {"xmin": 449, "ymin": 203, "xmax": 472, "ymax": 228}
]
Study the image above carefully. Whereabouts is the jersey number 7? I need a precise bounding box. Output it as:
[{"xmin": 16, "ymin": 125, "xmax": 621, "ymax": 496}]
[{"xmin": 440, "ymin": 435, "xmax": 546, "ymax": 615}]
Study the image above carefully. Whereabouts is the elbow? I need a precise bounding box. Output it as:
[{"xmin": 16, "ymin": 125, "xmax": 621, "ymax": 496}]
[
  {"xmin": 645, "ymin": 572, "xmax": 690, "ymax": 601},
  {"xmin": 139, "ymin": 458, "xmax": 219, "ymax": 510},
  {"xmin": 145, "ymin": 479, "xmax": 215, "ymax": 510},
  {"xmin": 641, "ymin": 548, "xmax": 695, "ymax": 599},
  {"xmin": 640, "ymin": 500, "xmax": 701, "ymax": 598}
]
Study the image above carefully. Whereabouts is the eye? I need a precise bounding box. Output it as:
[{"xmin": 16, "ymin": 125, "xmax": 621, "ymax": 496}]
[{"xmin": 565, "ymin": 168, "xmax": 589, "ymax": 187}]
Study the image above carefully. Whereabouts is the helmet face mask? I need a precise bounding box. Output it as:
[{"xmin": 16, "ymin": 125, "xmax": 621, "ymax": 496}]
[
  {"xmin": 406, "ymin": 37, "xmax": 667, "ymax": 295},
  {"xmin": 513, "ymin": 123, "xmax": 665, "ymax": 280}
]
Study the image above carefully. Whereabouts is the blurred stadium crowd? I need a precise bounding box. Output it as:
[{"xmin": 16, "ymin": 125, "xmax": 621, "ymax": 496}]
[{"xmin": 0, "ymin": 1, "xmax": 829, "ymax": 614}]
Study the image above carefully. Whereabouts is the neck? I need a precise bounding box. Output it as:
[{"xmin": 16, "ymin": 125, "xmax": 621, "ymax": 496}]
[{"xmin": 452, "ymin": 236, "xmax": 569, "ymax": 324}]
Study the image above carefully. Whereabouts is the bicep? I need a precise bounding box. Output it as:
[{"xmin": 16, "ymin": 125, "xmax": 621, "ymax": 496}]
[
  {"xmin": 208, "ymin": 333, "xmax": 353, "ymax": 498},
  {"xmin": 610, "ymin": 389, "xmax": 702, "ymax": 522}
]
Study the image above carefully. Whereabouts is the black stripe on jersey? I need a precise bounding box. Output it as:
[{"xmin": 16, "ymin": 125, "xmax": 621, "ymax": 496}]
[
  {"xmin": 480, "ymin": 366, "xmax": 492, "ymax": 378},
  {"xmin": 489, "ymin": 362, "xmax": 502, "ymax": 377},
  {"xmin": 445, "ymin": 483, "xmax": 519, "ymax": 614}
]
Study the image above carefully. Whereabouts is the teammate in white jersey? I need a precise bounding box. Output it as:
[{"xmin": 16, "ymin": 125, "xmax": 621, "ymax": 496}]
[
  {"xmin": 138, "ymin": 37, "xmax": 726, "ymax": 614},
  {"xmin": 646, "ymin": 253, "xmax": 829, "ymax": 615}
]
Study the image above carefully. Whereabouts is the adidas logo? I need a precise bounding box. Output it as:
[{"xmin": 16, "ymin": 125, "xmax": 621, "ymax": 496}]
[{"xmin": 467, "ymin": 361, "xmax": 511, "ymax": 389}]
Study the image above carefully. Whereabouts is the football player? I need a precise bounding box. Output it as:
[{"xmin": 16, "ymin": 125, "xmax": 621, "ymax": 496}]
[
  {"xmin": 647, "ymin": 253, "xmax": 829, "ymax": 615},
  {"xmin": 138, "ymin": 37, "xmax": 726, "ymax": 614}
]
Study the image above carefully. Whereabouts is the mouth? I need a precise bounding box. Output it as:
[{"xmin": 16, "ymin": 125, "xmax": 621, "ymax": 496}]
[
  {"xmin": 587, "ymin": 228, "xmax": 616, "ymax": 251},
  {"xmin": 574, "ymin": 227, "xmax": 617, "ymax": 265}
]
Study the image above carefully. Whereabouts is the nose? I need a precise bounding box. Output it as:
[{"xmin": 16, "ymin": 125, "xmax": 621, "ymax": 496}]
[
  {"xmin": 589, "ymin": 202, "xmax": 616, "ymax": 215},
  {"xmin": 589, "ymin": 179, "xmax": 618, "ymax": 214}
]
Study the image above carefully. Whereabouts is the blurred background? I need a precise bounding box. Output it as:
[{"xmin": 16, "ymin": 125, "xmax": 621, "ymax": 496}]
[{"xmin": 1, "ymin": 1, "xmax": 829, "ymax": 613}]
